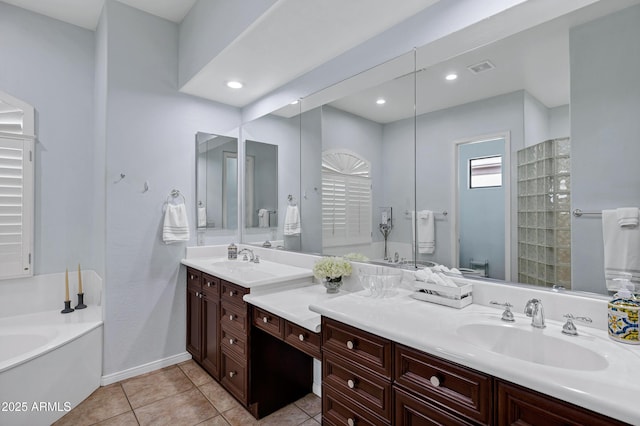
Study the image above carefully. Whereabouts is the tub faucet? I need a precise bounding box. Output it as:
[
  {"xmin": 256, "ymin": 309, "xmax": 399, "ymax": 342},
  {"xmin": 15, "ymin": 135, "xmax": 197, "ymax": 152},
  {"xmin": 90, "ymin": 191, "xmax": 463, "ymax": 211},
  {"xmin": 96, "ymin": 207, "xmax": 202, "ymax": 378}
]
[{"xmin": 524, "ymin": 298, "xmax": 545, "ymax": 328}]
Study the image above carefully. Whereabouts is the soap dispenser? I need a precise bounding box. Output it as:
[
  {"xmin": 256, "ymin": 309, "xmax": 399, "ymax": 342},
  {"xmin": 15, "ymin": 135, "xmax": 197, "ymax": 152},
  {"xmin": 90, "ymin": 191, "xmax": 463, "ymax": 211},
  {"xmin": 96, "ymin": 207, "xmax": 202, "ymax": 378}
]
[
  {"xmin": 608, "ymin": 279, "xmax": 640, "ymax": 344},
  {"xmin": 227, "ymin": 242, "xmax": 237, "ymax": 260}
]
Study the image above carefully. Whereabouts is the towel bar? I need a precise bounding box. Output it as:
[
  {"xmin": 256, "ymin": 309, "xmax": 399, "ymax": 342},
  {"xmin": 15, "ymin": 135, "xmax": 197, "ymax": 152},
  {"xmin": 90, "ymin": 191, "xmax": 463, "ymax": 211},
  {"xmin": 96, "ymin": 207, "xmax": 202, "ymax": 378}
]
[
  {"xmin": 573, "ymin": 209, "xmax": 601, "ymax": 217},
  {"xmin": 404, "ymin": 210, "xmax": 448, "ymax": 217}
]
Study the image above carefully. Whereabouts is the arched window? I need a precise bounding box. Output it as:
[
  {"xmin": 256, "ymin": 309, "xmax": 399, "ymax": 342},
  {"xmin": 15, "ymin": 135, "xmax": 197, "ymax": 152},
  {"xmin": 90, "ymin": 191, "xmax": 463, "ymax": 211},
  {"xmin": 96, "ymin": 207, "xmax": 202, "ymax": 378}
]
[{"xmin": 321, "ymin": 150, "xmax": 371, "ymax": 247}]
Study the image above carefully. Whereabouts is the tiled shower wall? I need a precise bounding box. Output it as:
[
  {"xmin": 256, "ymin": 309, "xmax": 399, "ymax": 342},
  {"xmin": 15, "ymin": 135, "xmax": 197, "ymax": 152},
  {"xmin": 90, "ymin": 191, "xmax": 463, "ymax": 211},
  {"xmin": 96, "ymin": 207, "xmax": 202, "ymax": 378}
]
[{"xmin": 517, "ymin": 138, "xmax": 571, "ymax": 289}]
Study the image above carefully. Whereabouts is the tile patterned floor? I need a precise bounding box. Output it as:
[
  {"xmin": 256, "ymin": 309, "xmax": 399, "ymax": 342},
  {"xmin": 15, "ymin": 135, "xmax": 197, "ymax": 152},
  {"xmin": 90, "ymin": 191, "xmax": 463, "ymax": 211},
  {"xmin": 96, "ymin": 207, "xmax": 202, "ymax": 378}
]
[{"xmin": 54, "ymin": 361, "xmax": 321, "ymax": 426}]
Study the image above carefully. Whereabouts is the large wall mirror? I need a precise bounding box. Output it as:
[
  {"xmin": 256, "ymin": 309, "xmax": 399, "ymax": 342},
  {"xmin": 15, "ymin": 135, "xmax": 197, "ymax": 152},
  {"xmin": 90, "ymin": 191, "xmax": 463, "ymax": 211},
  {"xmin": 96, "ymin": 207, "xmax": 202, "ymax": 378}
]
[{"xmin": 239, "ymin": 1, "xmax": 640, "ymax": 296}]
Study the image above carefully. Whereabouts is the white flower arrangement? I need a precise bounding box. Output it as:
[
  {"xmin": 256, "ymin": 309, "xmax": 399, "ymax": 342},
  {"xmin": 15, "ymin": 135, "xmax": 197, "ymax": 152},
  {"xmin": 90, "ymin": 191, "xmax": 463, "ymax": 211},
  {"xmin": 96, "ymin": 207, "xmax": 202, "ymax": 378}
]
[{"xmin": 313, "ymin": 256, "xmax": 352, "ymax": 281}]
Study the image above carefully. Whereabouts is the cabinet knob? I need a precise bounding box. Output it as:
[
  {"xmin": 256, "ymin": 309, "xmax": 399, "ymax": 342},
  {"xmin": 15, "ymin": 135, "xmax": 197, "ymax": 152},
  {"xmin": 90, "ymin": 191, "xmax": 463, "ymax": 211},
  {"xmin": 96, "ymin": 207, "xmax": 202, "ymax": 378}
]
[
  {"xmin": 207, "ymin": 282, "xmax": 211, "ymax": 287},
  {"xmin": 263, "ymin": 316, "xmax": 269, "ymax": 324},
  {"xmin": 346, "ymin": 340, "xmax": 355, "ymax": 350},
  {"xmin": 229, "ymin": 290, "xmax": 236, "ymax": 297},
  {"xmin": 298, "ymin": 334, "xmax": 305, "ymax": 341},
  {"xmin": 229, "ymin": 338, "xmax": 236, "ymax": 345},
  {"xmin": 430, "ymin": 375, "xmax": 441, "ymax": 387},
  {"xmin": 347, "ymin": 418, "xmax": 355, "ymax": 426},
  {"xmin": 229, "ymin": 314, "xmax": 235, "ymax": 321},
  {"xmin": 229, "ymin": 371, "xmax": 236, "ymax": 378},
  {"xmin": 190, "ymin": 274, "xmax": 194, "ymax": 280},
  {"xmin": 195, "ymin": 291, "xmax": 200, "ymax": 297},
  {"xmin": 347, "ymin": 379, "xmax": 355, "ymax": 389}
]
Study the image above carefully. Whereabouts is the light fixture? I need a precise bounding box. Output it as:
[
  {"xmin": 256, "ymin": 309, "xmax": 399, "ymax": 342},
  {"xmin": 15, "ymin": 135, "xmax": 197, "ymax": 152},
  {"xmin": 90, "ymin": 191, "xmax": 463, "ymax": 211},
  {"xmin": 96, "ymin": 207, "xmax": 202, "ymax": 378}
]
[
  {"xmin": 290, "ymin": 100, "xmax": 299, "ymax": 105},
  {"xmin": 376, "ymin": 98, "xmax": 386, "ymax": 105},
  {"xmin": 226, "ymin": 81, "xmax": 243, "ymax": 89},
  {"xmin": 445, "ymin": 73, "xmax": 458, "ymax": 81}
]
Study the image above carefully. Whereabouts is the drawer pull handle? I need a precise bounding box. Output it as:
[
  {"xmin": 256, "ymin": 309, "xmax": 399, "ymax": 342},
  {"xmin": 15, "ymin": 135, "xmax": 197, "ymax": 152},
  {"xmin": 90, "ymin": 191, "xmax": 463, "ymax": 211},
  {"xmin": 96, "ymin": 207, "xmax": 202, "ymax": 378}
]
[
  {"xmin": 263, "ymin": 316, "xmax": 269, "ymax": 324},
  {"xmin": 346, "ymin": 340, "xmax": 355, "ymax": 350},
  {"xmin": 195, "ymin": 291, "xmax": 200, "ymax": 297},
  {"xmin": 298, "ymin": 334, "xmax": 305, "ymax": 341},
  {"xmin": 347, "ymin": 379, "xmax": 355, "ymax": 389},
  {"xmin": 229, "ymin": 338, "xmax": 236, "ymax": 345},
  {"xmin": 229, "ymin": 371, "xmax": 237, "ymax": 378},
  {"xmin": 229, "ymin": 314, "xmax": 235, "ymax": 321},
  {"xmin": 207, "ymin": 282, "xmax": 211, "ymax": 287},
  {"xmin": 430, "ymin": 375, "xmax": 441, "ymax": 387},
  {"xmin": 347, "ymin": 418, "xmax": 355, "ymax": 426}
]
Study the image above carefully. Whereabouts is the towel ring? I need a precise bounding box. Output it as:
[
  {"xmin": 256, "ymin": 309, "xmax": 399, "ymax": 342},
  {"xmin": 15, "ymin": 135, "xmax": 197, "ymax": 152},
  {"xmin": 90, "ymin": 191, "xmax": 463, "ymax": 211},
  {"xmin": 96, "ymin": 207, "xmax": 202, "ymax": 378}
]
[{"xmin": 167, "ymin": 189, "xmax": 186, "ymax": 204}]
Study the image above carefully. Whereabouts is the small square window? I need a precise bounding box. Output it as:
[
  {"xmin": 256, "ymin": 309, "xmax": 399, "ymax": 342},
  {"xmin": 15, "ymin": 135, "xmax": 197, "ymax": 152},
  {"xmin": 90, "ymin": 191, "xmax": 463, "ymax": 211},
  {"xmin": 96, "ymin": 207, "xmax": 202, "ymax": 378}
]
[{"xmin": 470, "ymin": 155, "xmax": 502, "ymax": 188}]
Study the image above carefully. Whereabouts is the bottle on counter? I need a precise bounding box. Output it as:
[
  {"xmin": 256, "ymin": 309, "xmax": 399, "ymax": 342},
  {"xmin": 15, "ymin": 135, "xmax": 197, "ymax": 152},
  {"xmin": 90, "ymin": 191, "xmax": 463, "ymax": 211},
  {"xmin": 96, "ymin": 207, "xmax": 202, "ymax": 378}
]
[
  {"xmin": 228, "ymin": 242, "xmax": 237, "ymax": 260},
  {"xmin": 608, "ymin": 278, "xmax": 640, "ymax": 344}
]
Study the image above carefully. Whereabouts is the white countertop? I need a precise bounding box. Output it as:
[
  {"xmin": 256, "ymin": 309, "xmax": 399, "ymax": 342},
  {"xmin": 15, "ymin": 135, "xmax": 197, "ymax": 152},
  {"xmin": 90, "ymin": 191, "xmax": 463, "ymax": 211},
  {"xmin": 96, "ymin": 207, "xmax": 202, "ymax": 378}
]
[
  {"xmin": 243, "ymin": 283, "xmax": 344, "ymax": 332},
  {"xmin": 181, "ymin": 257, "xmax": 313, "ymax": 288},
  {"xmin": 309, "ymin": 288, "xmax": 640, "ymax": 425}
]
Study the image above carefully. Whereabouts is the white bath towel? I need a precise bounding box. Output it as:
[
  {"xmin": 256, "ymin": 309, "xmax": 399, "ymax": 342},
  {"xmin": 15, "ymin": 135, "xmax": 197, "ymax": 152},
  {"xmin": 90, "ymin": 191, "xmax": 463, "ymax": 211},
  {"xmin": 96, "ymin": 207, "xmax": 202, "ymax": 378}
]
[
  {"xmin": 412, "ymin": 210, "xmax": 435, "ymax": 254},
  {"xmin": 163, "ymin": 203, "xmax": 190, "ymax": 244},
  {"xmin": 258, "ymin": 209, "xmax": 270, "ymax": 228},
  {"xmin": 617, "ymin": 207, "xmax": 639, "ymax": 228},
  {"xmin": 284, "ymin": 205, "xmax": 301, "ymax": 236},
  {"xmin": 603, "ymin": 209, "xmax": 640, "ymax": 291},
  {"xmin": 197, "ymin": 207, "xmax": 207, "ymax": 228}
]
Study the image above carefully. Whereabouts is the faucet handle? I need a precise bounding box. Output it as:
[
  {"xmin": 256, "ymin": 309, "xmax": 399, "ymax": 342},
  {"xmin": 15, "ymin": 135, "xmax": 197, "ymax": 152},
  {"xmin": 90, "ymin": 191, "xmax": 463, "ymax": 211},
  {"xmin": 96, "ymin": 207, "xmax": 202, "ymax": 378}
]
[
  {"xmin": 524, "ymin": 298, "xmax": 541, "ymax": 317},
  {"xmin": 562, "ymin": 313, "xmax": 592, "ymax": 336},
  {"xmin": 490, "ymin": 301, "xmax": 515, "ymax": 322},
  {"xmin": 253, "ymin": 255, "xmax": 260, "ymax": 264}
]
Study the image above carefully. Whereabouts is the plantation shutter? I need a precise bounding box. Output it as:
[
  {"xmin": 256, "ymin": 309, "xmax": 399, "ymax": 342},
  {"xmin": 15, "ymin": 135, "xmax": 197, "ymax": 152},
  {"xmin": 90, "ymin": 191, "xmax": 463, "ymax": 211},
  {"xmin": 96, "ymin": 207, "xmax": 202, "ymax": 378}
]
[
  {"xmin": 322, "ymin": 150, "xmax": 372, "ymax": 248},
  {"xmin": 0, "ymin": 136, "xmax": 33, "ymax": 279}
]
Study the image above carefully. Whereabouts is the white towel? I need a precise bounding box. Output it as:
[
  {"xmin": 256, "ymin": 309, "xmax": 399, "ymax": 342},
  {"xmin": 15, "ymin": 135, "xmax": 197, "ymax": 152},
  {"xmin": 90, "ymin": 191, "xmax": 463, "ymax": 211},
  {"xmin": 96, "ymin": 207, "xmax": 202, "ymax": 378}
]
[
  {"xmin": 603, "ymin": 209, "xmax": 640, "ymax": 291},
  {"xmin": 197, "ymin": 207, "xmax": 207, "ymax": 228},
  {"xmin": 617, "ymin": 207, "xmax": 639, "ymax": 228},
  {"xmin": 284, "ymin": 205, "xmax": 301, "ymax": 236},
  {"xmin": 412, "ymin": 210, "xmax": 435, "ymax": 254},
  {"xmin": 258, "ymin": 209, "xmax": 270, "ymax": 228},
  {"xmin": 163, "ymin": 203, "xmax": 190, "ymax": 244}
]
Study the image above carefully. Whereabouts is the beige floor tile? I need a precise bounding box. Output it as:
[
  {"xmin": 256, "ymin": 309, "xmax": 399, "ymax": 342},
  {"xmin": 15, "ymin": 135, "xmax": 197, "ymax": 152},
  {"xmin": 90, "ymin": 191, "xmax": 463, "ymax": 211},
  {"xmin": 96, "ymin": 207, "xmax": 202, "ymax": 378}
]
[
  {"xmin": 220, "ymin": 406, "xmax": 259, "ymax": 426},
  {"xmin": 94, "ymin": 411, "xmax": 139, "ymax": 426},
  {"xmin": 122, "ymin": 366, "xmax": 193, "ymax": 408},
  {"xmin": 179, "ymin": 360, "xmax": 214, "ymax": 386},
  {"xmin": 299, "ymin": 419, "xmax": 321, "ymax": 426},
  {"xmin": 293, "ymin": 393, "xmax": 321, "ymax": 417},
  {"xmin": 134, "ymin": 388, "xmax": 218, "ymax": 426},
  {"xmin": 53, "ymin": 383, "xmax": 131, "ymax": 426},
  {"xmin": 258, "ymin": 403, "xmax": 310, "ymax": 426},
  {"xmin": 313, "ymin": 413, "xmax": 322, "ymax": 423},
  {"xmin": 196, "ymin": 414, "xmax": 232, "ymax": 426},
  {"xmin": 199, "ymin": 381, "xmax": 242, "ymax": 413}
]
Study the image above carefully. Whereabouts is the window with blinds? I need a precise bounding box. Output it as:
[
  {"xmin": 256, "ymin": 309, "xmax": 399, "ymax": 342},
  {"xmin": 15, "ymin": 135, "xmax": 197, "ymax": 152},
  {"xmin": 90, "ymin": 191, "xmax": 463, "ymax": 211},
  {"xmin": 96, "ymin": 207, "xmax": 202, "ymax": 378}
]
[{"xmin": 321, "ymin": 150, "xmax": 372, "ymax": 248}]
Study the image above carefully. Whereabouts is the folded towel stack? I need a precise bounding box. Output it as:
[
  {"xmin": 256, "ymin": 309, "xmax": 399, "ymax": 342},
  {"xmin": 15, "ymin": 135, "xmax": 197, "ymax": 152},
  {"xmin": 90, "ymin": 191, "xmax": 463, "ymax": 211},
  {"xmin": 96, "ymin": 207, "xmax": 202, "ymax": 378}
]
[
  {"xmin": 603, "ymin": 208, "xmax": 640, "ymax": 292},
  {"xmin": 163, "ymin": 203, "xmax": 190, "ymax": 244}
]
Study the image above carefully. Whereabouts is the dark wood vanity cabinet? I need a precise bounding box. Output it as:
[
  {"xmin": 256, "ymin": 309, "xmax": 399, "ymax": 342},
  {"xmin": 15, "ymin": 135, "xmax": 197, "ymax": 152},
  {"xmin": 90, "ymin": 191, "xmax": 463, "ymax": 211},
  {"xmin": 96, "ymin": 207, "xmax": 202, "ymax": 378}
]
[{"xmin": 185, "ymin": 268, "xmax": 220, "ymax": 380}]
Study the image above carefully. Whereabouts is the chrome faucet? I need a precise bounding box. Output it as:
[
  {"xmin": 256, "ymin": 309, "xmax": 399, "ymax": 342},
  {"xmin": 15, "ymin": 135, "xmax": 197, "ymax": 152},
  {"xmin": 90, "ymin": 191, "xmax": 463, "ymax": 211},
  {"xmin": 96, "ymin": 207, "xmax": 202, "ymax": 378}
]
[
  {"xmin": 238, "ymin": 248, "xmax": 258, "ymax": 263},
  {"xmin": 524, "ymin": 299, "xmax": 545, "ymax": 328}
]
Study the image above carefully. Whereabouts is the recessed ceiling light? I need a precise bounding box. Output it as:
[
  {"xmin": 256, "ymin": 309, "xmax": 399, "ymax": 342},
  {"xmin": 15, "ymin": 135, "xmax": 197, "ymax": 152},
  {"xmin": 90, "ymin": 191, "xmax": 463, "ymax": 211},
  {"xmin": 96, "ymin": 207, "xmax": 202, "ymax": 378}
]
[
  {"xmin": 376, "ymin": 98, "xmax": 386, "ymax": 105},
  {"xmin": 226, "ymin": 81, "xmax": 243, "ymax": 89},
  {"xmin": 445, "ymin": 73, "xmax": 458, "ymax": 81},
  {"xmin": 290, "ymin": 100, "xmax": 299, "ymax": 105}
]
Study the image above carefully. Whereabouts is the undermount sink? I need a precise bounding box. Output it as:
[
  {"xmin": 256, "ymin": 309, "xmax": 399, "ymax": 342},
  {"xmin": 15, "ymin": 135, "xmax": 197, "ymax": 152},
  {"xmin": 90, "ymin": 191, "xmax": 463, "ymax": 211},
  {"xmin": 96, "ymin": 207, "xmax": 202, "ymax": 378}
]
[
  {"xmin": 456, "ymin": 323, "xmax": 609, "ymax": 371},
  {"xmin": 211, "ymin": 260, "xmax": 255, "ymax": 271}
]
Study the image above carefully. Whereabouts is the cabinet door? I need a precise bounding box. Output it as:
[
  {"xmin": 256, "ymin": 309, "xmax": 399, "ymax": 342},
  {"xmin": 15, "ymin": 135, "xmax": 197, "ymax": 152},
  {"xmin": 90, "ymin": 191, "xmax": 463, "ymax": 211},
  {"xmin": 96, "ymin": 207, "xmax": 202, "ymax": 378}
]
[
  {"xmin": 201, "ymin": 295, "xmax": 219, "ymax": 379},
  {"xmin": 186, "ymin": 282, "xmax": 202, "ymax": 360}
]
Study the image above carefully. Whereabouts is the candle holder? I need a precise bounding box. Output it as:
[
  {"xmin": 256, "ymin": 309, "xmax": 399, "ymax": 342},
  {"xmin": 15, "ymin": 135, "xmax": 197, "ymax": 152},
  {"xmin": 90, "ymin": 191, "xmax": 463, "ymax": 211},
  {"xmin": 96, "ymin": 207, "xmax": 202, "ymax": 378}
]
[
  {"xmin": 75, "ymin": 293, "xmax": 87, "ymax": 310},
  {"xmin": 61, "ymin": 300, "xmax": 74, "ymax": 314}
]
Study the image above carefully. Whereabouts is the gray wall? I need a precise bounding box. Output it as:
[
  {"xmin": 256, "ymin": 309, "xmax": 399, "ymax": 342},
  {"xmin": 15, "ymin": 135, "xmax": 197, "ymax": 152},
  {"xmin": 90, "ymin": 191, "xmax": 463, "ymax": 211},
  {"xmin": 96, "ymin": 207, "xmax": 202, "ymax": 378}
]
[
  {"xmin": 0, "ymin": 2, "xmax": 96, "ymax": 275},
  {"xmin": 300, "ymin": 108, "xmax": 323, "ymax": 253},
  {"xmin": 570, "ymin": 4, "xmax": 640, "ymax": 294},
  {"xmin": 246, "ymin": 140, "xmax": 278, "ymax": 227}
]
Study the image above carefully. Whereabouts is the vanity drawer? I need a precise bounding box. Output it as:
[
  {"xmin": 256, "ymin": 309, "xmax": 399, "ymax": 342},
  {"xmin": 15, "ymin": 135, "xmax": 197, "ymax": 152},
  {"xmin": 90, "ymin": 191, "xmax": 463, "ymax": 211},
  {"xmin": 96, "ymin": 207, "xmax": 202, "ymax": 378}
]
[
  {"xmin": 221, "ymin": 281, "xmax": 249, "ymax": 307},
  {"xmin": 252, "ymin": 307, "xmax": 284, "ymax": 339},
  {"xmin": 394, "ymin": 387, "xmax": 475, "ymax": 426},
  {"xmin": 221, "ymin": 302, "xmax": 248, "ymax": 334},
  {"xmin": 220, "ymin": 326, "xmax": 247, "ymax": 359},
  {"xmin": 220, "ymin": 349, "xmax": 248, "ymax": 404},
  {"xmin": 284, "ymin": 321, "xmax": 321, "ymax": 359},
  {"xmin": 323, "ymin": 351, "xmax": 392, "ymax": 421},
  {"xmin": 394, "ymin": 344, "xmax": 492, "ymax": 425},
  {"xmin": 186, "ymin": 268, "xmax": 201, "ymax": 287},
  {"xmin": 322, "ymin": 317, "xmax": 392, "ymax": 378},
  {"xmin": 201, "ymin": 273, "xmax": 220, "ymax": 299},
  {"xmin": 323, "ymin": 384, "xmax": 389, "ymax": 426}
]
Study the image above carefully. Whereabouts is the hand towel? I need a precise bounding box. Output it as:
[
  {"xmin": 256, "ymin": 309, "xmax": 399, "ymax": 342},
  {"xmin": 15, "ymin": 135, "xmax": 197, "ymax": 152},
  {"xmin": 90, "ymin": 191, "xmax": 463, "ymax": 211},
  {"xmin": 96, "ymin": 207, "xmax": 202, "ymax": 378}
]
[
  {"xmin": 197, "ymin": 207, "xmax": 207, "ymax": 228},
  {"xmin": 617, "ymin": 207, "xmax": 639, "ymax": 228},
  {"xmin": 163, "ymin": 203, "xmax": 190, "ymax": 244},
  {"xmin": 258, "ymin": 209, "xmax": 270, "ymax": 228},
  {"xmin": 603, "ymin": 209, "xmax": 640, "ymax": 291},
  {"xmin": 412, "ymin": 210, "xmax": 435, "ymax": 254},
  {"xmin": 284, "ymin": 205, "xmax": 301, "ymax": 236}
]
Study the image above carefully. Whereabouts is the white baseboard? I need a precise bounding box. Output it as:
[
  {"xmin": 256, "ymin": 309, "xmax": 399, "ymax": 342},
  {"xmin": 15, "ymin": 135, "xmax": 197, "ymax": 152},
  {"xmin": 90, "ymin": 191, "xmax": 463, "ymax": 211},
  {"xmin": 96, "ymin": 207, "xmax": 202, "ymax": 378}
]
[{"xmin": 101, "ymin": 352, "xmax": 192, "ymax": 386}]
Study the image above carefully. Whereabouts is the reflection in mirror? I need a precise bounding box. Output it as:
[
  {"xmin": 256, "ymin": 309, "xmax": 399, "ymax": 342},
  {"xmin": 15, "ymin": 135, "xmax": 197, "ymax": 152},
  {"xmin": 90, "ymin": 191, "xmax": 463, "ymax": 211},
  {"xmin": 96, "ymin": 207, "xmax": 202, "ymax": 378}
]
[
  {"xmin": 195, "ymin": 132, "xmax": 238, "ymax": 230},
  {"xmin": 291, "ymin": 1, "xmax": 640, "ymax": 296},
  {"xmin": 245, "ymin": 140, "xmax": 278, "ymax": 230}
]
